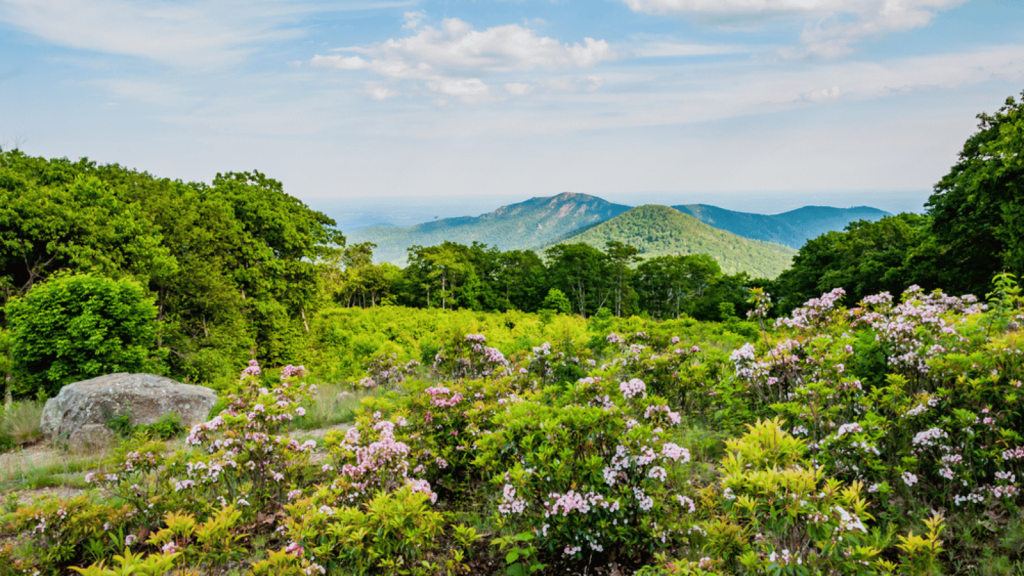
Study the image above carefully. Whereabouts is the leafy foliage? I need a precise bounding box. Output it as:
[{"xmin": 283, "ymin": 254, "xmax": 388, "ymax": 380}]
[{"xmin": 6, "ymin": 273, "xmax": 160, "ymax": 397}]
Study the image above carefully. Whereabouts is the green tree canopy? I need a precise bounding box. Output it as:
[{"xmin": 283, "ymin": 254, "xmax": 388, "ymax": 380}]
[
  {"xmin": 927, "ymin": 91, "xmax": 1024, "ymax": 297},
  {"xmin": 6, "ymin": 274, "xmax": 160, "ymax": 398},
  {"xmin": 771, "ymin": 214, "xmax": 932, "ymax": 313}
]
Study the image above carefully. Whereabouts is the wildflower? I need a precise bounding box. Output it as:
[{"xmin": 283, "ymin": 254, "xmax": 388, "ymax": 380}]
[{"xmin": 619, "ymin": 378, "xmax": 646, "ymax": 399}]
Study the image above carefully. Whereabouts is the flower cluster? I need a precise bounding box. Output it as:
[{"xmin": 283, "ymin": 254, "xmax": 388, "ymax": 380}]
[{"xmin": 620, "ymin": 378, "xmax": 646, "ymax": 399}]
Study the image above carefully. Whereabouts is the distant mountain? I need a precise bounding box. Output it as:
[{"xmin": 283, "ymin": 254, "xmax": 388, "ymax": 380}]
[
  {"xmin": 673, "ymin": 204, "xmax": 891, "ymax": 249},
  {"xmin": 556, "ymin": 205, "xmax": 796, "ymax": 279},
  {"xmin": 350, "ymin": 192, "xmax": 631, "ymax": 264}
]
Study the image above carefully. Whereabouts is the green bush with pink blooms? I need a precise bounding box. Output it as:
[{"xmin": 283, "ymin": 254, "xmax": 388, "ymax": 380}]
[{"xmin": 5, "ymin": 277, "xmax": 1024, "ymax": 575}]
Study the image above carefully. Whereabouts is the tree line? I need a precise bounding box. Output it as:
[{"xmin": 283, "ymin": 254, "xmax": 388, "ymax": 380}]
[
  {"xmin": 772, "ymin": 92, "xmax": 1024, "ymax": 314},
  {"xmin": 328, "ymin": 240, "xmax": 762, "ymax": 320}
]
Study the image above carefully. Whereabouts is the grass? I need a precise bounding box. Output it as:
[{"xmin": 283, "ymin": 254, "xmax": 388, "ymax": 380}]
[
  {"xmin": 0, "ymin": 446, "xmax": 101, "ymax": 492},
  {"xmin": 1, "ymin": 401, "xmax": 44, "ymax": 446},
  {"xmin": 293, "ymin": 382, "xmax": 373, "ymax": 430}
]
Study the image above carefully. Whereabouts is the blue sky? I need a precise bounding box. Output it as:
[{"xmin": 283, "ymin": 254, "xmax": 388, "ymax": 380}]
[{"xmin": 1, "ymin": 0, "xmax": 1022, "ymax": 216}]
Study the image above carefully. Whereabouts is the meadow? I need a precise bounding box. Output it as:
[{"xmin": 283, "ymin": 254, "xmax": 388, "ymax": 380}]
[{"xmin": 1, "ymin": 281, "xmax": 1023, "ymax": 576}]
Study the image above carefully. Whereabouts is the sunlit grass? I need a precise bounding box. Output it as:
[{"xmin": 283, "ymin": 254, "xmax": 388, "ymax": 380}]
[
  {"xmin": 1, "ymin": 401, "xmax": 44, "ymax": 446},
  {"xmin": 292, "ymin": 382, "xmax": 373, "ymax": 430},
  {"xmin": 0, "ymin": 447, "xmax": 101, "ymax": 492}
]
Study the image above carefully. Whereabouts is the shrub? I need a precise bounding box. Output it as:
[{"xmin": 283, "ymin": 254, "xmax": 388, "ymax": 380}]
[
  {"xmin": 475, "ymin": 376, "xmax": 695, "ymax": 570},
  {"xmin": 700, "ymin": 418, "xmax": 884, "ymax": 575},
  {"xmin": 275, "ymin": 486, "xmax": 479, "ymax": 575},
  {"xmin": 432, "ymin": 332, "xmax": 511, "ymax": 380},
  {"xmin": 541, "ymin": 289, "xmax": 572, "ymax": 315},
  {"xmin": 6, "ymin": 273, "xmax": 160, "ymax": 398},
  {"xmin": 1, "ymin": 400, "xmax": 44, "ymax": 445}
]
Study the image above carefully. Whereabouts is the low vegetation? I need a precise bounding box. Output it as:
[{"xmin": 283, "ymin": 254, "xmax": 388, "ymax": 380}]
[
  {"xmin": 0, "ymin": 90, "xmax": 1022, "ymax": 575},
  {"xmin": 0, "ymin": 283, "xmax": 1023, "ymax": 574}
]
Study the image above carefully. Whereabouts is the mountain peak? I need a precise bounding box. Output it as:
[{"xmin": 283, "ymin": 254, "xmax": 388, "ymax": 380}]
[
  {"xmin": 350, "ymin": 193, "xmax": 631, "ymax": 264},
  {"xmin": 556, "ymin": 204, "xmax": 795, "ymax": 278}
]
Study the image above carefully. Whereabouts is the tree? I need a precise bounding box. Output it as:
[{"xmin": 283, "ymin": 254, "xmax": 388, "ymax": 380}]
[
  {"xmin": 635, "ymin": 254, "xmax": 723, "ymax": 319},
  {"xmin": 604, "ymin": 241, "xmax": 641, "ymax": 317},
  {"xmin": 541, "ymin": 288, "xmax": 572, "ymax": 315},
  {"xmin": 0, "ymin": 153, "xmax": 174, "ymax": 311},
  {"xmin": 496, "ymin": 250, "xmax": 548, "ymax": 312},
  {"xmin": 325, "ymin": 243, "xmax": 398, "ymax": 308},
  {"xmin": 6, "ymin": 274, "xmax": 160, "ymax": 398},
  {"xmin": 771, "ymin": 214, "xmax": 932, "ymax": 313},
  {"xmin": 0, "ymin": 152, "xmax": 345, "ymax": 382},
  {"xmin": 545, "ymin": 243, "xmax": 610, "ymax": 317},
  {"xmin": 403, "ymin": 243, "xmax": 478, "ymax": 310},
  {"xmin": 927, "ymin": 91, "xmax": 1024, "ymax": 297}
]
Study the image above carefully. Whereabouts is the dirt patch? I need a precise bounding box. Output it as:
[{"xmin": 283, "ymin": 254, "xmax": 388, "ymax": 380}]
[
  {"xmin": 0, "ymin": 443, "xmax": 60, "ymax": 473},
  {"xmin": 13, "ymin": 485, "xmax": 86, "ymax": 506},
  {"xmin": 287, "ymin": 422, "xmax": 351, "ymax": 440}
]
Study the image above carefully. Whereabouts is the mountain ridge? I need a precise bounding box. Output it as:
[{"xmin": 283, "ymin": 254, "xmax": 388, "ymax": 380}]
[
  {"xmin": 554, "ymin": 205, "xmax": 796, "ymax": 279},
  {"xmin": 349, "ymin": 192, "xmax": 891, "ymax": 267},
  {"xmin": 674, "ymin": 204, "xmax": 891, "ymax": 248},
  {"xmin": 349, "ymin": 192, "xmax": 632, "ymax": 264}
]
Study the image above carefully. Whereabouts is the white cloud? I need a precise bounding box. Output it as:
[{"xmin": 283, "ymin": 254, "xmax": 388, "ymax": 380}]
[
  {"xmin": 802, "ymin": 86, "xmax": 841, "ymax": 102},
  {"xmin": 369, "ymin": 86, "xmax": 399, "ymax": 100},
  {"xmin": 619, "ymin": 0, "xmax": 966, "ymax": 57},
  {"xmin": 403, "ymin": 10, "xmax": 425, "ymax": 30},
  {"xmin": 378, "ymin": 45, "xmax": 1024, "ymax": 140},
  {"xmin": 428, "ymin": 78, "xmax": 490, "ymax": 97},
  {"xmin": 0, "ymin": 0, "xmax": 301, "ymax": 68},
  {"xmin": 369, "ymin": 18, "xmax": 614, "ymax": 73},
  {"xmin": 0, "ymin": 0, "xmax": 414, "ymax": 69},
  {"xmin": 547, "ymin": 75, "xmax": 605, "ymax": 92},
  {"xmin": 505, "ymin": 83, "xmax": 534, "ymax": 95},
  {"xmin": 310, "ymin": 17, "xmax": 615, "ymax": 101},
  {"xmin": 311, "ymin": 55, "xmax": 368, "ymax": 70}
]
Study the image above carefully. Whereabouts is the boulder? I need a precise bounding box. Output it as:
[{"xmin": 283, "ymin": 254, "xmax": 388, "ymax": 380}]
[{"xmin": 40, "ymin": 373, "xmax": 218, "ymax": 445}]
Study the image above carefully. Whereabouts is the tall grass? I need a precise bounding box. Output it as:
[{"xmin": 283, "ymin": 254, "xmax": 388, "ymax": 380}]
[
  {"xmin": 293, "ymin": 383, "xmax": 369, "ymax": 430},
  {"xmin": 2, "ymin": 401, "xmax": 44, "ymax": 446}
]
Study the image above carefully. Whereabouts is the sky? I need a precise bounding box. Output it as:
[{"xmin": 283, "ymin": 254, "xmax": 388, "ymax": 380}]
[{"xmin": 1, "ymin": 0, "xmax": 1023, "ymax": 222}]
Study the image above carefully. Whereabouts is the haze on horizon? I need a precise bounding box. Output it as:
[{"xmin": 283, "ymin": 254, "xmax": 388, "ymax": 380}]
[{"xmin": 1, "ymin": 0, "xmax": 1022, "ymax": 210}]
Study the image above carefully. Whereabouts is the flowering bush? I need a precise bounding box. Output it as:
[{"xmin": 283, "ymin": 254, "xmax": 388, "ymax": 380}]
[
  {"xmin": 9, "ymin": 496, "xmax": 134, "ymax": 570},
  {"xmin": 270, "ymin": 486, "xmax": 481, "ymax": 575},
  {"xmin": 700, "ymin": 418, "xmax": 885, "ymax": 575},
  {"xmin": 475, "ymin": 376, "xmax": 695, "ymax": 570},
  {"xmin": 432, "ymin": 333, "xmax": 511, "ymax": 380},
  {"xmin": 7, "ymin": 284, "xmax": 1024, "ymax": 575},
  {"xmin": 356, "ymin": 353, "xmax": 420, "ymax": 390}
]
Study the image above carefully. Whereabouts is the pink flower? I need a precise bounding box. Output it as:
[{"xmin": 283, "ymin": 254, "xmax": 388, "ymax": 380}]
[{"xmin": 619, "ymin": 379, "xmax": 646, "ymax": 399}]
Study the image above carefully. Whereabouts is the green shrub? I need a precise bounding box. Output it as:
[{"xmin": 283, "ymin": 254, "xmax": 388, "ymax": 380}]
[
  {"xmin": 5, "ymin": 273, "xmax": 161, "ymax": 398},
  {"xmin": 1, "ymin": 400, "xmax": 44, "ymax": 446},
  {"xmin": 105, "ymin": 411, "xmax": 185, "ymax": 441}
]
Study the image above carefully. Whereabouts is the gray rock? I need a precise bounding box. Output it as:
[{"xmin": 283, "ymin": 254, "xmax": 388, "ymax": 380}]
[
  {"xmin": 69, "ymin": 424, "xmax": 116, "ymax": 451},
  {"xmin": 40, "ymin": 373, "xmax": 218, "ymax": 445}
]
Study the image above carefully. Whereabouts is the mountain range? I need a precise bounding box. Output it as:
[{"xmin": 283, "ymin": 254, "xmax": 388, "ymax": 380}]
[
  {"xmin": 350, "ymin": 193, "xmax": 630, "ymax": 263},
  {"xmin": 553, "ymin": 205, "xmax": 797, "ymax": 279},
  {"xmin": 348, "ymin": 192, "xmax": 892, "ymax": 277},
  {"xmin": 674, "ymin": 204, "xmax": 891, "ymax": 249}
]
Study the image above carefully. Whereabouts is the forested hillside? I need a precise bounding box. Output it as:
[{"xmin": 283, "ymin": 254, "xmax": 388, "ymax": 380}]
[
  {"xmin": 555, "ymin": 205, "xmax": 796, "ymax": 278},
  {"xmin": 350, "ymin": 192, "xmax": 631, "ymax": 264},
  {"xmin": 676, "ymin": 204, "xmax": 891, "ymax": 248}
]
